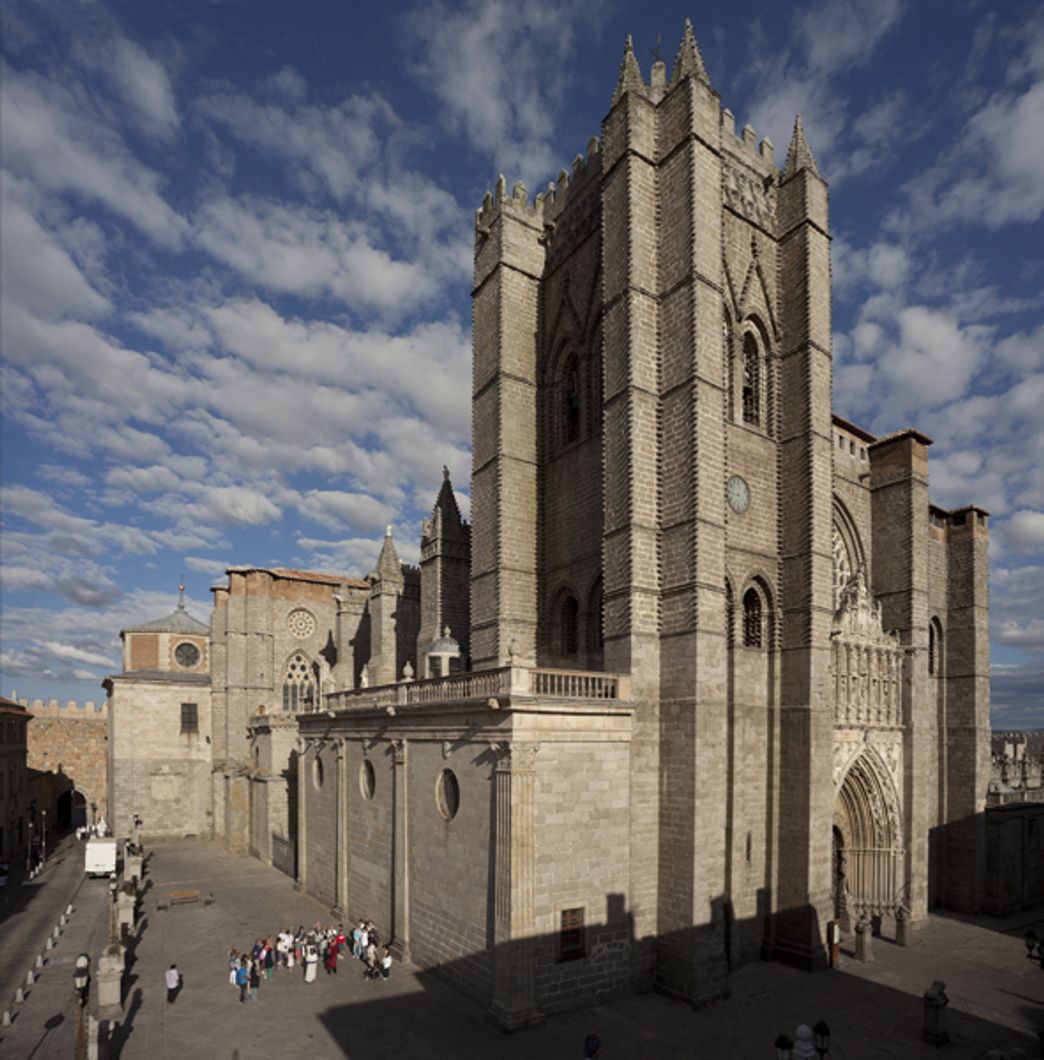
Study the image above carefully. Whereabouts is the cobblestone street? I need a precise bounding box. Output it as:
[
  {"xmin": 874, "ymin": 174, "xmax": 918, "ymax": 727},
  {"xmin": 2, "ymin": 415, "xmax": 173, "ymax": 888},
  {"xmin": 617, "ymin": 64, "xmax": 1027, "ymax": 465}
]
[{"xmin": 3, "ymin": 839, "xmax": 1040, "ymax": 1059}]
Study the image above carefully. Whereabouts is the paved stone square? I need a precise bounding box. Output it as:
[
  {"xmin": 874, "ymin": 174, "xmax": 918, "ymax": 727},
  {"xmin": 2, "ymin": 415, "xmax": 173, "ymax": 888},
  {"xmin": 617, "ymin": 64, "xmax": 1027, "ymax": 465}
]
[{"xmin": 3, "ymin": 837, "xmax": 1042, "ymax": 1058}]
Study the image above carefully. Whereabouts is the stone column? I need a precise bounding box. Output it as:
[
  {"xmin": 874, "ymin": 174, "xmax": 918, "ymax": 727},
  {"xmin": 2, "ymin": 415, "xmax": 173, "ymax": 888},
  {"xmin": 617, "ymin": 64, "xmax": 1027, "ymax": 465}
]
[
  {"xmin": 335, "ymin": 739, "xmax": 348, "ymax": 916},
  {"xmin": 869, "ymin": 430, "xmax": 931, "ymax": 926},
  {"xmin": 942, "ymin": 508, "xmax": 990, "ymax": 911},
  {"xmin": 489, "ymin": 743, "xmax": 543, "ymax": 1030},
  {"xmin": 295, "ymin": 739, "xmax": 308, "ymax": 892},
  {"xmin": 773, "ymin": 115, "xmax": 835, "ymax": 969},
  {"xmin": 391, "ymin": 738, "xmax": 410, "ymax": 961},
  {"xmin": 469, "ymin": 177, "xmax": 544, "ymax": 670}
]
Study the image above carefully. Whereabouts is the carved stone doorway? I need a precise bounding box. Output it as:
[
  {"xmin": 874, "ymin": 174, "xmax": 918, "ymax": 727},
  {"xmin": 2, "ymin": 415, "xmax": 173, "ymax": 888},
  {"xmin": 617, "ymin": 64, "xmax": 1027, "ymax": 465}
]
[{"xmin": 834, "ymin": 749, "xmax": 904, "ymax": 920}]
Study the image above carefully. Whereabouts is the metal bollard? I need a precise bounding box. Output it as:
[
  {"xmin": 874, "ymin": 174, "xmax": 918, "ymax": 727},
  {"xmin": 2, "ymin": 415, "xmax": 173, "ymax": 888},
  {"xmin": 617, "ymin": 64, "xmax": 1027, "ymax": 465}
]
[
  {"xmin": 46, "ymin": 937, "xmax": 53, "ymax": 951},
  {"xmin": 60, "ymin": 914, "xmax": 67, "ymax": 927},
  {"xmin": 14, "ymin": 988, "xmax": 24, "ymax": 1004},
  {"xmin": 25, "ymin": 970, "xmax": 34, "ymax": 987},
  {"xmin": 34, "ymin": 954, "xmax": 43, "ymax": 969},
  {"xmin": 1, "ymin": 1010, "xmax": 10, "ymax": 1026},
  {"xmin": 66, "ymin": 904, "xmax": 74, "ymax": 916}
]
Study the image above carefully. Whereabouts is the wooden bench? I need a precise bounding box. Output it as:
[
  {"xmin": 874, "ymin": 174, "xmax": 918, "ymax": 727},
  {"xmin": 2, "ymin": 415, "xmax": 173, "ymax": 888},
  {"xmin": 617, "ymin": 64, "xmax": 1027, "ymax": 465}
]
[{"xmin": 169, "ymin": 889, "xmax": 201, "ymax": 907}]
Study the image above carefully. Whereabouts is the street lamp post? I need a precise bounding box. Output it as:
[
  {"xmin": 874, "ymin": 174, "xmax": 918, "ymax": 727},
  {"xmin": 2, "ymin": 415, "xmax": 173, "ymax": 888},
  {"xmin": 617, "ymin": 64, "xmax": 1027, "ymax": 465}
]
[
  {"xmin": 26, "ymin": 822, "xmax": 34, "ymax": 874},
  {"xmin": 41, "ymin": 809, "xmax": 47, "ymax": 863}
]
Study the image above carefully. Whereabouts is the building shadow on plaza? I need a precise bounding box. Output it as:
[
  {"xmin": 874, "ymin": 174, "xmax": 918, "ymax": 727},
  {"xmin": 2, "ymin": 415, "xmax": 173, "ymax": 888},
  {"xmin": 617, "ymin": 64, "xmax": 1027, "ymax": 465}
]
[
  {"xmin": 929, "ymin": 807, "xmax": 1044, "ymax": 932},
  {"xmin": 309, "ymin": 897, "xmax": 1041, "ymax": 1059}
]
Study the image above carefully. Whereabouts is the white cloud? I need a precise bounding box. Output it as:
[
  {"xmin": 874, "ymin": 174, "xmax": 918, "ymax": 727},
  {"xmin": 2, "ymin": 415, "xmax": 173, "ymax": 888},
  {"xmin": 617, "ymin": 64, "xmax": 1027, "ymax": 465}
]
[
  {"xmin": 107, "ymin": 38, "xmax": 180, "ymax": 140},
  {"xmin": 1004, "ymin": 510, "xmax": 1044, "ymax": 554},
  {"xmin": 297, "ymin": 490, "xmax": 395, "ymax": 533},
  {"xmin": 407, "ymin": 0, "xmax": 605, "ymax": 181},
  {"xmin": 0, "ymin": 66, "xmax": 187, "ymax": 246},
  {"xmin": 745, "ymin": 0, "xmax": 906, "ymax": 175},
  {"xmin": 192, "ymin": 197, "xmax": 442, "ymax": 316},
  {"xmin": 184, "ymin": 556, "xmax": 232, "ymax": 575},
  {"xmin": 0, "ymin": 178, "xmax": 111, "ymax": 320},
  {"xmin": 797, "ymin": 0, "xmax": 904, "ymax": 76}
]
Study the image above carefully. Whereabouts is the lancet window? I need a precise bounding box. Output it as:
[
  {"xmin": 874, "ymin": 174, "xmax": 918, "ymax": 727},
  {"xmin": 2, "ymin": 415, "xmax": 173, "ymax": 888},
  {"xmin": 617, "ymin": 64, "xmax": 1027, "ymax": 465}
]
[
  {"xmin": 742, "ymin": 588, "xmax": 763, "ymax": 648},
  {"xmin": 283, "ymin": 652, "xmax": 316, "ymax": 713},
  {"xmin": 742, "ymin": 333, "xmax": 761, "ymax": 425}
]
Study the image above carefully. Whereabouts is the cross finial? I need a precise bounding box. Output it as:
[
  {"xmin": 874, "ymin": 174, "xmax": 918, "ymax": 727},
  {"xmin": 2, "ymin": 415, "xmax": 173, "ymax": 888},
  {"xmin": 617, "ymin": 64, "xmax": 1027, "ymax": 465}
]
[{"xmin": 650, "ymin": 33, "xmax": 663, "ymax": 64}]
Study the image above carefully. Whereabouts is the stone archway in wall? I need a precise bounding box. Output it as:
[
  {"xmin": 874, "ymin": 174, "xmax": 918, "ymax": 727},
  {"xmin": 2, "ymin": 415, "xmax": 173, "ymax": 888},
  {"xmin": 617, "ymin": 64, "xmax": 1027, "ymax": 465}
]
[{"xmin": 833, "ymin": 747, "xmax": 904, "ymax": 924}]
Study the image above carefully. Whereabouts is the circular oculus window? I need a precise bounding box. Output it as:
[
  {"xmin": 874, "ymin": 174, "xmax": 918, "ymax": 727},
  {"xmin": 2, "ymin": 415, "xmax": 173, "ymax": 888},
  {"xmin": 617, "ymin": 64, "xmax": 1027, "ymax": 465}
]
[
  {"xmin": 436, "ymin": 768, "xmax": 461, "ymax": 821},
  {"xmin": 174, "ymin": 641, "xmax": 201, "ymax": 668},
  {"xmin": 287, "ymin": 608, "xmax": 316, "ymax": 639},
  {"xmin": 360, "ymin": 759, "xmax": 376, "ymax": 800}
]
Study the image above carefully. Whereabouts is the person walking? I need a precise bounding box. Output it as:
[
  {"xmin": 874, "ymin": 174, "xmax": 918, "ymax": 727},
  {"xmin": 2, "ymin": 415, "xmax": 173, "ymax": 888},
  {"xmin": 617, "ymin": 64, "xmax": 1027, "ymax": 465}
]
[
  {"xmin": 584, "ymin": 1032, "xmax": 601, "ymax": 1058},
  {"xmin": 380, "ymin": 945, "xmax": 392, "ymax": 981},
  {"xmin": 235, "ymin": 958, "xmax": 249, "ymax": 1003},
  {"xmin": 324, "ymin": 938, "xmax": 339, "ymax": 975},
  {"xmin": 165, "ymin": 964, "xmax": 181, "ymax": 1004},
  {"xmin": 249, "ymin": 959, "xmax": 261, "ymax": 1002},
  {"xmin": 228, "ymin": 947, "xmax": 239, "ymax": 986}
]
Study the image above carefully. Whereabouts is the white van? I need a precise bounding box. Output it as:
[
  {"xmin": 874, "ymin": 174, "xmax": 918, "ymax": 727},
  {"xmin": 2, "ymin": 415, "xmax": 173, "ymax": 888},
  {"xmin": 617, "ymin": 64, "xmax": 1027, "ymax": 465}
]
[{"xmin": 85, "ymin": 837, "xmax": 118, "ymax": 877}]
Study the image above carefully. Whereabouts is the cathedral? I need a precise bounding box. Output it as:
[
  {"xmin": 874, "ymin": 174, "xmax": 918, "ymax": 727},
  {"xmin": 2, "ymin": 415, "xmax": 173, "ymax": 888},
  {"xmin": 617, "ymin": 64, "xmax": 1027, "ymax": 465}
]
[{"xmin": 106, "ymin": 21, "xmax": 991, "ymax": 1028}]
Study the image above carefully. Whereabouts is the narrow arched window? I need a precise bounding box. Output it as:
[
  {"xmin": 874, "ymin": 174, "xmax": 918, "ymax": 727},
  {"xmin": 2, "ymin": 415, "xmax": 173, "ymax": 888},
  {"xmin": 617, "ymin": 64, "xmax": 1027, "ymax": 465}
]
[
  {"xmin": 928, "ymin": 618, "xmax": 943, "ymax": 677},
  {"xmin": 563, "ymin": 359, "xmax": 581, "ymax": 444},
  {"xmin": 560, "ymin": 595, "xmax": 579, "ymax": 656},
  {"xmin": 742, "ymin": 334, "xmax": 760, "ymax": 425},
  {"xmin": 283, "ymin": 652, "xmax": 315, "ymax": 713},
  {"xmin": 724, "ymin": 315, "xmax": 735, "ymax": 421},
  {"xmin": 725, "ymin": 580, "xmax": 734, "ymax": 649},
  {"xmin": 742, "ymin": 588, "xmax": 762, "ymax": 648}
]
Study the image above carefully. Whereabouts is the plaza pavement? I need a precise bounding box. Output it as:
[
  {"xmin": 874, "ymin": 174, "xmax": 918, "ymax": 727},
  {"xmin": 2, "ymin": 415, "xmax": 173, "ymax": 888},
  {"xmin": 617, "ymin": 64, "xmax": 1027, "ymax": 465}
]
[{"xmin": 5, "ymin": 837, "xmax": 1042, "ymax": 1058}]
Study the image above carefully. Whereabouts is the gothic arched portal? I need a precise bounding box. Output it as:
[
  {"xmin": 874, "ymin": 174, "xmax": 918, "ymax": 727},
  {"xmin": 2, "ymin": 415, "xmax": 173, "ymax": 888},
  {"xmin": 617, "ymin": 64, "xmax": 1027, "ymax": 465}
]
[{"xmin": 833, "ymin": 748, "xmax": 904, "ymax": 920}]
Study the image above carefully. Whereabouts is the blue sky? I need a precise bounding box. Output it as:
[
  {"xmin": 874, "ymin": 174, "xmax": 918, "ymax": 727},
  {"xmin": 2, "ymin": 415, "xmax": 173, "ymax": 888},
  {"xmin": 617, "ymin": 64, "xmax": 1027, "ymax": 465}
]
[{"xmin": 1, "ymin": 0, "xmax": 1042, "ymax": 726}]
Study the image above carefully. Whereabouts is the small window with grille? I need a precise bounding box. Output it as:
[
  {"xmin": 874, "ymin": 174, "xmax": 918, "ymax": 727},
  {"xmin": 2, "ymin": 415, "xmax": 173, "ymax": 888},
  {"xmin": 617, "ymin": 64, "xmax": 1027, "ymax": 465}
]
[
  {"xmin": 559, "ymin": 907, "xmax": 585, "ymax": 961},
  {"xmin": 180, "ymin": 702, "xmax": 198, "ymax": 734},
  {"xmin": 742, "ymin": 333, "xmax": 761, "ymax": 425},
  {"xmin": 743, "ymin": 589, "xmax": 763, "ymax": 648}
]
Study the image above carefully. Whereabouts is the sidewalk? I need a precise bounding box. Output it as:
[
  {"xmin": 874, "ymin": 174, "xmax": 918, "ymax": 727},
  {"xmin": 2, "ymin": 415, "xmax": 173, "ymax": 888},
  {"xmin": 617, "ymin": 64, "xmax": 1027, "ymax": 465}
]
[
  {"xmin": 103, "ymin": 839, "xmax": 1042, "ymax": 1059},
  {"xmin": 0, "ymin": 837, "xmax": 112, "ymax": 1059}
]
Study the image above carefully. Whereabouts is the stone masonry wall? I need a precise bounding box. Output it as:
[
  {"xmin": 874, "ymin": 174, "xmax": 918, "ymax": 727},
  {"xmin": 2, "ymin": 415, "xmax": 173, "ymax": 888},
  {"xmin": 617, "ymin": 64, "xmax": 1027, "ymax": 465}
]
[
  {"xmin": 407, "ymin": 740, "xmax": 493, "ymax": 1005},
  {"xmin": 23, "ymin": 700, "xmax": 109, "ymax": 821}
]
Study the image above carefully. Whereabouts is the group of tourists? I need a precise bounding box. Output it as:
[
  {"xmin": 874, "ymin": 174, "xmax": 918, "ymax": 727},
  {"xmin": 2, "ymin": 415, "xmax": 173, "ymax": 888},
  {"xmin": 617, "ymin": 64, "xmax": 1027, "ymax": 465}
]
[{"xmin": 229, "ymin": 920, "xmax": 392, "ymax": 1002}]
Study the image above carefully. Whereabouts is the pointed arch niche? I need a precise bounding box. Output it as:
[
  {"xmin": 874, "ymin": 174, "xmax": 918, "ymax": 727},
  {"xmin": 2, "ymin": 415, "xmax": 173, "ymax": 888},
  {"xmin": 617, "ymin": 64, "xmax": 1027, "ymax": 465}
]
[
  {"xmin": 834, "ymin": 749, "xmax": 904, "ymax": 920},
  {"xmin": 832, "ymin": 497, "xmax": 867, "ymax": 612}
]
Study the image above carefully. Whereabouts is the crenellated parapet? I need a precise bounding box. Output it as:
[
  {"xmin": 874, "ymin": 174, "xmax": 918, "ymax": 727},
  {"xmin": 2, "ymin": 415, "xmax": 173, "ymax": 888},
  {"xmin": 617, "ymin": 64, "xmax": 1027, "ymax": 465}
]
[
  {"xmin": 474, "ymin": 136, "xmax": 603, "ymax": 242},
  {"xmin": 18, "ymin": 697, "xmax": 108, "ymax": 719}
]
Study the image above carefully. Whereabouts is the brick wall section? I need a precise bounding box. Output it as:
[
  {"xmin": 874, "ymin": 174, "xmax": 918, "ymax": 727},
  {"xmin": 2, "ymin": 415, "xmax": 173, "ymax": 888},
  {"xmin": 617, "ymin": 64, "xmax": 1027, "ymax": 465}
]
[{"xmin": 26, "ymin": 707, "xmax": 109, "ymax": 821}]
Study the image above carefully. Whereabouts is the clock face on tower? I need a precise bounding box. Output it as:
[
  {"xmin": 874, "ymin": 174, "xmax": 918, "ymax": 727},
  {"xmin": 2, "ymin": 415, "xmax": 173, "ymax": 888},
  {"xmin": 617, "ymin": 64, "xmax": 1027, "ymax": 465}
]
[
  {"xmin": 174, "ymin": 641, "xmax": 200, "ymax": 668},
  {"xmin": 727, "ymin": 475, "xmax": 751, "ymax": 514}
]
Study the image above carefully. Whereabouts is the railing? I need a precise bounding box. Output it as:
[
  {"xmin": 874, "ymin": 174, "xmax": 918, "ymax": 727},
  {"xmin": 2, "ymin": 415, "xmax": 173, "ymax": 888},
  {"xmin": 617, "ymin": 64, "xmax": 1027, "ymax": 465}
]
[
  {"xmin": 322, "ymin": 665, "xmax": 631, "ymax": 712},
  {"xmin": 844, "ymin": 847, "xmax": 903, "ymax": 918},
  {"xmin": 530, "ymin": 668, "xmax": 622, "ymax": 699}
]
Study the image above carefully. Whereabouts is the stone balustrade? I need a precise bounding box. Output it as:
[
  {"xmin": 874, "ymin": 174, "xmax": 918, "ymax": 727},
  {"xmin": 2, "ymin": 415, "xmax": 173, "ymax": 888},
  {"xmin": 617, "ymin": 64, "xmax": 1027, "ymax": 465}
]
[{"xmin": 322, "ymin": 666, "xmax": 630, "ymax": 712}]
